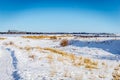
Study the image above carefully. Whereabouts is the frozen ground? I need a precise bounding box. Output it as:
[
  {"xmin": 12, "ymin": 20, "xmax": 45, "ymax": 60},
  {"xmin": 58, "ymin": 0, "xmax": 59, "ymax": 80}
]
[{"xmin": 0, "ymin": 35, "xmax": 120, "ymax": 80}]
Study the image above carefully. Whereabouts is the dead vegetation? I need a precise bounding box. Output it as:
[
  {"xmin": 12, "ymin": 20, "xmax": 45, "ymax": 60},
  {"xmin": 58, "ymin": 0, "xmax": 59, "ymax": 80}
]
[
  {"xmin": 44, "ymin": 47, "xmax": 98, "ymax": 69},
  {"xmin": 18, "ymin": 46, "xmax": 43, "ymax": 52},
  {"xmin": 50, "ymin": 36, "xmax": 57, "ymax": 40},
  {"xmin": 28, "ymin": 55, "xmax": 35, "ymax": 59},
  {"xmin": 99, "ymin": 74, "xmax": 106, "ymax": 79},
  {"xmin": 57, "ymin": 56, "xmax": 64, "ymax": 62},
  {"xmin": 44, "ymin": 48, "xmax": 71, "ymax": 58},
  {"xmin": 84, "ymin": 58, "xmax": 98, "ymax": 69},
  {"xmin": 22, "ymin": 35, "xmax": 52, "ymax": 39},
  {"xmin": 60, "ymin": 39, "xmax": 69, "ymax": 47},
  {"xmin": 22, "ymin": 35, "xmax": 73, "ymax": 40},
  {"xmin": 50, "ymin": 64, "xmax": 57, "ymax": 77},
  {"xmin": 112, "ymin": 64, "xmax": 120, "ymax": 80},
  {"xmin": 7, "ymin": 41, "xmax": 98, "ymax": 70},
  {"xmin": 0, "ymin": 37, "xmax": 6, "ymax": 40},
  {"xmin": 46, "ymin": 54, "xmax": 53, "ymax": 60},
  {"xmin": 63, "ymin": 69, "xmax": 71, "ymax": 78},
  {"xmin": 3, "ymin": 41, "xmax": 14, "ymax": 45},
  {"xmin": 24, "ymin": 46, "xmax": 32, "ymax": 51},
  {"xmin": 46, "ymin": 54, "xmax": 54, "ymax": 64},
  {"xmin": 73, "ymin": 56, "xmax": 83, "ymax": 66},
  {"xmin": 22, "ymin": 35, "xmax": 61, "ymax": 40}
]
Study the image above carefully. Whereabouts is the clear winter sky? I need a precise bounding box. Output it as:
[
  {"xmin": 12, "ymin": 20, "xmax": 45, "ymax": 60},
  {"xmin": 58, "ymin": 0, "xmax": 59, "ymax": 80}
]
[{"xmin": 0, "ymin": 0, "xmax": 120, "ymax": 33}]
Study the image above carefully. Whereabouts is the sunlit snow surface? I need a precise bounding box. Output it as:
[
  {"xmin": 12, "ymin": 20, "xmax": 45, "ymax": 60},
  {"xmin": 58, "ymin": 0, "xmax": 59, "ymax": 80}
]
[{"xmin": 0, "ymin": 34, "xmax": 120, "ymax": 80}]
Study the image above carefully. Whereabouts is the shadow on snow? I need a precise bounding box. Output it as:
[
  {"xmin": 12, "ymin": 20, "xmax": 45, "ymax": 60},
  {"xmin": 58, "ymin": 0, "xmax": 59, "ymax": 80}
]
[
  {"xmin": 69, "ymin": 39, "xmax": 120, "ymax": 60},
  {"xmin": 6, "ymin": 48, "xmax": 21, "ymax": 80}
]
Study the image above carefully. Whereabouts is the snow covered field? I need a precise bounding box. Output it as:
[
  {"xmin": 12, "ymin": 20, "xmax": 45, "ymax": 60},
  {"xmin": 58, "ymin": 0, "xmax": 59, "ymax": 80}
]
[{"xmin": 0, "ymin": 35, "xmax": 120, "ymax": 80}]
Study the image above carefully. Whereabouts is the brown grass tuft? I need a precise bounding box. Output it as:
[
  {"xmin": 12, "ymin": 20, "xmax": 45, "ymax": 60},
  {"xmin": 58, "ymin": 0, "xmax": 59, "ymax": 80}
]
[
  {"xmin": 44, "ymin": 48, "xmax": 68, "ymax": 56},
  {"xmin": 64, "ymin": 70, "xmax": 71, "ymax": 78},
  {"xmin": 22, "ymin": 36, "xmax": 50, "ymax": 39},
  {"xmin": 99, "ymin": 75, "xmax": 106, "ymax": 78},
  {"xmin": 9, "ymin": 41, "xmax": 14, "ymax": 45},
  {"xmin": 29, "ymin": 55, "xmax": 35, "ymax": 59},
  {"xmin": 60, "ymin": 39, "xmax": 69, "ymax": 47},
  {"xmin": 73, "ymin": 56, "xmax": 83, "ymax": 66},
  {"xmin": 112, "ymin": 65, "xmax": 120, "ymax": 80},
  {"xmin": 22, "ymin": 35, "xmax": 58, "ymax": 40},
  {"xmin": 24, "ymin": 46, "xmax": 31, "ymax": 51},
  {"xmin": 44, "ymin": 47, "xmax": 98, "ymax": 68},
  {"xmin": 0, "ymin": 38, "xmax": 6, "ymax": 40},
  {"xmin": 85, "ymin": 64, "xmax": 98, "ymax": 69},
  {"xmin": 50, "ymin": 36, "xmax": 57, "ymax": 40},
  {"xmin": 84, "ymin": 58, "xmax": 91, "ymax": 64},
  {"xmin": 84, "ymin": 58, "xmax": 98, "ymax": 69},
  {"xmin": 46, "ymin": 54, "xmax": 53, "ymax": 60}
]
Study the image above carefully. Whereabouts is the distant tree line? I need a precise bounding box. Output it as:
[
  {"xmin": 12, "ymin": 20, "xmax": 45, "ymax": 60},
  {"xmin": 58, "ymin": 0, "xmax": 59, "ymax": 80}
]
[{"xmin": 0, "ymin": 30, "xmax": 119, "ymax": 37}]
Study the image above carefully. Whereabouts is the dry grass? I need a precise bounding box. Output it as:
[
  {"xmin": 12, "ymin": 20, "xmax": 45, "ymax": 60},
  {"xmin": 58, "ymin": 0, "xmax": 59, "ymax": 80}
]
[
  {"xmin": 9, "ymin": 41, "xmax": 98, "ymax": 69},
  {"xmin": 73, "ymin": 56, "xmax": 83, "ymax": 66},
  {"xmin": 50, "ymin": 70, "xmax": 56, "ymax": 77},
  {"xmin": 44, "ymin": 48, "xmax": 77, "ymax": 66},
  {"xmin": 60, "ymin": 39, "xmax": 69, "ymax": 47},
  {"xmin": 46, "ymin": 54, "xmax": 54, "ymax": 64},
  {"xmin": 50, "ymin": 36, "xmax": 57, "ymax": 40},
  {"xmin": 9, "ymin": 41, "xmax": 14, "ymax": 45},
  {"xmin": 22, "ymin": 35, "xmax": 58, "ymax": 40},
  {"xmin": 63, "ymin": 70, "xmax": 71, "ymax": 78},
  {"xmin": 3, "ymin": 41, "xmax": 14, "ymax": 46},
  {"xmin": 44, "ymin": 47, "xmax": 98, "ymax": 69},
  {"xmin": 34, "ymin": 46, "xmax": 43, "ymax": 51},
  {"xmin": 18, "ymin": 46, "xmax": 43, "ymax": 52},
  {"xmin": 50, "ymin": 64, "xmax": 57, "ymax": 77},
  {"xmin": 39, "ymin": 57, "xmax": 43, "ymax": 60},
  {"xmin": 22, "ymin": 35, "xmax": 51, "ymax": 39},
  {"xmin": 112, "ymin": 65, "xmax": 120, "ymax": 80},
  {"xmin": 44, "ymin": 48, "xmax": 67, "ymax": 56},
  {"xmin": 47, "ymin": 54, "xmax": 53, "ymax": 60},
  {"xmin": 85, "ymin": 64, "xmax": 98, "ymax": 69},
  {"xmin": 84, "ymin": 58, "xmax": 91, "ymax": 64},
  {"xmin": 24, "ymin": 46, "xmax": 32, "ymax": 51},
  {"xmin": 102, "ymin": 62, "xmax": 105, "ymax": 65},
  {"xmin": 28, "ymin": 55, "xmax": 35, "ymax": 59},
  {"xmin": 74, "ymin": 74, "xmax": 83, "ymax": 80},
  {"xmin": 84, "ymin": 58, "xmax": 98, "ymax": 69},
  {"xmin": 22, "ymin": 35, "xmax": 73, "ymax": 40},
  {"xmin": 99, "ymin": 75, "xmax": 106, "ymax": 78},
  {"xmin": 57, "ymin": 56, "xmax": 64, "ymax": 62},
  {"xmin": 0, "ymin": 38, "xmax": 6, "ymax": 40}
]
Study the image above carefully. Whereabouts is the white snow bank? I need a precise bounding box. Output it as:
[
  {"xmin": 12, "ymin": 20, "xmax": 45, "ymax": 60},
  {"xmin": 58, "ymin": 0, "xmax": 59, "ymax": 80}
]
[
  {"xmin": 0, "ymin": 47, "xmax": 13, "ymax": 80},
  {"xmin": 0, "ymin": 35, "xmax": 120, "ymax": 80}
]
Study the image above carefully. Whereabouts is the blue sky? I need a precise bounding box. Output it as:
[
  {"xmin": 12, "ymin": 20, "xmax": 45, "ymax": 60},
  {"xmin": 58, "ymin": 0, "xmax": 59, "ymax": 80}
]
[{"xmin": 0, "ymin": 0, "xmax": 120, "ymax": 33}]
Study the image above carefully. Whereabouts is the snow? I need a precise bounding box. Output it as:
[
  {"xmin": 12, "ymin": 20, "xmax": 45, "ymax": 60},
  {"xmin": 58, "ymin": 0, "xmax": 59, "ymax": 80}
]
[
  {"xmin": 0, "ymin": 35, "xmax": 120, "ymax": 80},
  {"xmin": 0, "ymin": 47, "xmax": 13, "ymax": 80}
]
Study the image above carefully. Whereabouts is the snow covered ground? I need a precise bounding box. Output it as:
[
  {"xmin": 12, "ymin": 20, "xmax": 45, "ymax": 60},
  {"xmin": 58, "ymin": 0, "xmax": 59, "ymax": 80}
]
[{"xmin": 0, "ymin": 35, "xmax": 120, "ymax": 80}]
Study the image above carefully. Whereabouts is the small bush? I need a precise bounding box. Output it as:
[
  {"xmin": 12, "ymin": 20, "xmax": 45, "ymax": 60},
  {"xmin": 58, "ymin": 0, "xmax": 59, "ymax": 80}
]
[
  {"xmin": 9, "ymin": 41, "xmax": 14, "ymax": 45},
  {"xmin": 60, "ymin": 39, "xmax": 69, "ymax": 47}
]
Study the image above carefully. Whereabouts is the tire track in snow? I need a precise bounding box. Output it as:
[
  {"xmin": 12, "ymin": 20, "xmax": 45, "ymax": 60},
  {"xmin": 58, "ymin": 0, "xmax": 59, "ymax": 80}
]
[{"xmin": 6, "ymin": 48, "xmax": 21, "ymax": 80}]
